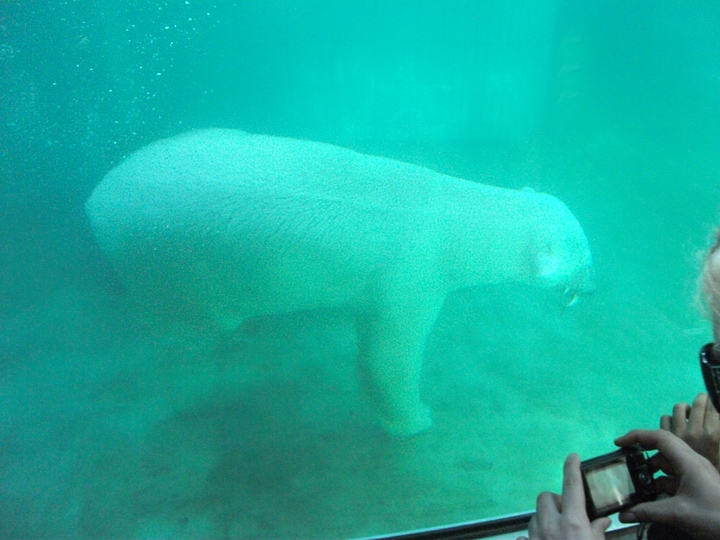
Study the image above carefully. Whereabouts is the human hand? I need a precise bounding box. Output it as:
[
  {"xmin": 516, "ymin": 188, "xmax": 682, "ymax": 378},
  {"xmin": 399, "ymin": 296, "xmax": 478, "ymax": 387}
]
[
  {"xmin": 660, "ymin": 393, "xmax": 720, "ymax": 470},
  {"xmin": 515, "ymin": 454, "xmax": 610, "ymax": 540},
  {"xmin": 615, "ymin": 429, "xmax": 720, "ymax": 540}
]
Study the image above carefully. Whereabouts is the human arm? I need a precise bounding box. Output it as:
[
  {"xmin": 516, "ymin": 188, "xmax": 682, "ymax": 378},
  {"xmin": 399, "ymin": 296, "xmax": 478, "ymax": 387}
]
[
  {"xmin": 515, "ymin": 453, "xmax": 610, "ymax": 540},
  {"xmin": 615, "ymin": 429, "xmax": 720, "ymax": 540}
]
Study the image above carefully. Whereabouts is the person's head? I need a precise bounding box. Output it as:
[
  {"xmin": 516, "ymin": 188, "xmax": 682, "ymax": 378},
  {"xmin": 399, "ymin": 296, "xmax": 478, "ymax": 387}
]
[{"xmin": 702, "ymin": 230, "xmax": 720, "ymax": 344}]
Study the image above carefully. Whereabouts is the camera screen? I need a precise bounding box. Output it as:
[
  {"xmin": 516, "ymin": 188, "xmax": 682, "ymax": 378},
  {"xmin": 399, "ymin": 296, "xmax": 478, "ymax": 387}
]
[{"xmin": 585, "ymin": 456, "xmax": 635, "ymax": 513}]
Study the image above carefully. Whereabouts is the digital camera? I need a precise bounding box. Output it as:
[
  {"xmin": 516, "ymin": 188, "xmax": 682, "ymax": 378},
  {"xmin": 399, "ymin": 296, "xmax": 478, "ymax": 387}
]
[
  {"xmin": 700, "ymin": 342, "xmax": 720, "ymax": 413},
  {"xmin": 580, "ymin": 444, "xmax": 657, "ymax": 520}
]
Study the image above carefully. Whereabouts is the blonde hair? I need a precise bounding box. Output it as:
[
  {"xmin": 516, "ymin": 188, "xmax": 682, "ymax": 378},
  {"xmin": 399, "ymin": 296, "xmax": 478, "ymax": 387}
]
[{"xmin": 701, "ymin": 230, "xmax": 720, "ymax": 343}]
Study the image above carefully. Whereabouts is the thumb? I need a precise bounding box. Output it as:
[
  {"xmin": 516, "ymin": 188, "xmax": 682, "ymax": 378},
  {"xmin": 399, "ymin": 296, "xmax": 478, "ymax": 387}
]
[
  {"xmin": 592, "ymin": 517, "xmax": 612, "ymax": 537},
  {"xmin": 619, "ymin": 499, "xmax": 674, "ymax": 524}
]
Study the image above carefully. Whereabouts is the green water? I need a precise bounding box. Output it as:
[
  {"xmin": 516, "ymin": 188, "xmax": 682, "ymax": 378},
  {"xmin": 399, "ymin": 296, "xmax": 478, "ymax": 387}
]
[{"xmin": 2, "ymin": 1, "xmax": 720, "ymax": 538}]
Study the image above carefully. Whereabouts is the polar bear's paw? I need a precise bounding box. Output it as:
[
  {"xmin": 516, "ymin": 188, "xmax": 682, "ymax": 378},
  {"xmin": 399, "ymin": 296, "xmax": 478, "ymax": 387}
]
[{"xmin": 381, "ymin": 405, "xmax": 432, "ymax": 438}]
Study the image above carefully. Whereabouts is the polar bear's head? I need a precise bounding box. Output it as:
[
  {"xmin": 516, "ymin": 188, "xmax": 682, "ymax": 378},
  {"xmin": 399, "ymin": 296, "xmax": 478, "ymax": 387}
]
[{"xmin": 529, "ymin": 194, "xmax": 595, "ymax": 304}]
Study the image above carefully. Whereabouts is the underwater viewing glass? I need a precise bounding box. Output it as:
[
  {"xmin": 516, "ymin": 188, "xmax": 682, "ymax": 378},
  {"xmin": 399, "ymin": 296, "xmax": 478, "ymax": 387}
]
[{"xmin": 5, "ymin": 1, "xmax": 720, "ymax": 537}]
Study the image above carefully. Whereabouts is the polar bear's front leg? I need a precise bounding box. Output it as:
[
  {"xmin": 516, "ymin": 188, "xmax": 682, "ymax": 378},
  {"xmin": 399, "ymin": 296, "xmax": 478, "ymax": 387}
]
[{"xmin": 355, "ymin": 297, "xmax": 443, "ymax": 438}]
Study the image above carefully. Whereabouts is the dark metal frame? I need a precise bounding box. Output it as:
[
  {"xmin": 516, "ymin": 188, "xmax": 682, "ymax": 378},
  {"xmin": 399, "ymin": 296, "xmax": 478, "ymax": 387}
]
[{"xmin": 353, "ymin": 512, "xmax": 641, "ymax": 540}]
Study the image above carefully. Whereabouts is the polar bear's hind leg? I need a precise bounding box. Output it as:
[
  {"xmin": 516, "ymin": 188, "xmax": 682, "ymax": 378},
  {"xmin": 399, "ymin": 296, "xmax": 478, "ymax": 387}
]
[{"xmin": 354, "ymin": 295, "xmax": 443, "ymax": 438}]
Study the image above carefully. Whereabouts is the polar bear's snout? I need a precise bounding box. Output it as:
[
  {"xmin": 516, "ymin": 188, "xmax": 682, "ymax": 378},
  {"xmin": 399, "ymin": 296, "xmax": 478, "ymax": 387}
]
[
  {"xmin": 538, "ymin": 195, "xmax": 596, "ymax": 304},
  {"xmin": 562, "ymin": 264, "xmax": 596, "ymax": 307}
]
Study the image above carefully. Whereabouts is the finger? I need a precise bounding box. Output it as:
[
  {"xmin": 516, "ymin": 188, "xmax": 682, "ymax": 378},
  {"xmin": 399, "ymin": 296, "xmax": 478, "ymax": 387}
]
[
  {"xmin": 560, "ymin": 453, "xmax": 586, "ymax": 515},
  {"xmin": 533, "ymin": 494, "xmax": 560, "ymax": 540},
  {"xmin": 688, "ymin": 394, "xmax": 708, "ymax": 432},
  {"xmin": 591, "ymin": 517, "xmax": 612, "ymax": 538},
  {"xmin": 707, "ymin": 403, "xmax": 720, "ymax": 429},
  {"xmin": 536, "ymin": 491, "xmax": 561, "ymax": 518},
  {"xmin": 654, "ymin": 475, "xmax": 680, "ymax": 496},
  {"xmin": 672, "ymin": 402, "xmax": 690, "ymax": 434},
  {"xmin": 618, "ymin": 510, "xmax": 638, "ymax": 523},
  {"xmin": 615, "ymin": 430, "xmax": 696, "ymax": 474},
  {"xmin": 527, "ymin": 512, "xmax": 538, "ymax": 539},
  {"xmin": 660, "ymin": 414, "xmax": 671, "ymax": 431},
  {"xmin": 701, "ymin": 392, "xmax": 720, "ymax": 430},
  {"xmin": 618, "ymin": 498, "xmax": 676, "ymax": 525}
]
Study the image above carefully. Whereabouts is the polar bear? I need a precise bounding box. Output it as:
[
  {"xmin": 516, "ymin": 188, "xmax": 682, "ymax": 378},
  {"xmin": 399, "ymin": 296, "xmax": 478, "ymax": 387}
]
[{"xmin": 85, "ymin": 129, "xmax": 595, "ymax": 437}]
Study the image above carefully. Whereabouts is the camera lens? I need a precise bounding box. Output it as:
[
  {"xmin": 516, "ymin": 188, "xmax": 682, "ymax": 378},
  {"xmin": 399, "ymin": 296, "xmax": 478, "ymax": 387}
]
[{"xmin": 638, "ymin": 471, "xmax": 651, "ymax": 485}]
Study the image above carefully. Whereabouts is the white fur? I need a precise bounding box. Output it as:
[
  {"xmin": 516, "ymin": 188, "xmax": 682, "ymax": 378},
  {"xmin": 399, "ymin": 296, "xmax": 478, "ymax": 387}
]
[{"xmin": 86, "ymin": 129, "xmax": 594, "ymax": 437}]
